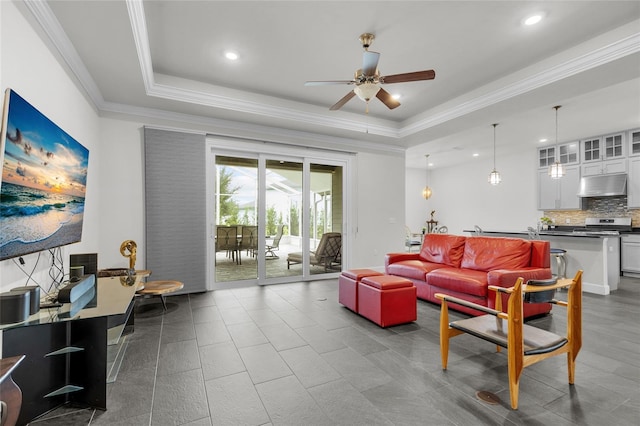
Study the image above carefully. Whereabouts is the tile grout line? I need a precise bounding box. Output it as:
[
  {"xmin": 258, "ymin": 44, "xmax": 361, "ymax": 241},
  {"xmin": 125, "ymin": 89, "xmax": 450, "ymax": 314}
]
[
  {"xmin": 190, "ymin": 293, "xmax": 215, "ymax": 424},
  {"xmin": 147, "ymin": 309, "xmax": 165, "ymax": 426}
]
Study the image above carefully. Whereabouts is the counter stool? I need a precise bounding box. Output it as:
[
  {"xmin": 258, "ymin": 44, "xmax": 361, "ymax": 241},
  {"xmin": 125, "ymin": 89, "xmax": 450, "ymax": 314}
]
[{"xmin": 550, "ymin": 248, "xmax": 567, "ymax": 279}]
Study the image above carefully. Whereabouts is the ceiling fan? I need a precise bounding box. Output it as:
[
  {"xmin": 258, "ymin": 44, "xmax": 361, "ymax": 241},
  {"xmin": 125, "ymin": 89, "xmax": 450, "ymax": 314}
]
[{"xmin": 305, "ymin": 33, "xmax": 436, "ymax": 112}]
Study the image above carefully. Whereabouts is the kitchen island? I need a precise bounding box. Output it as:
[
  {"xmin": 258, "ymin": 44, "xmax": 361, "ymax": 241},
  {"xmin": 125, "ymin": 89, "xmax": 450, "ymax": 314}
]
[{"xmin": 463, "ymin": 229, "xmax": 620, "ymax": 295}]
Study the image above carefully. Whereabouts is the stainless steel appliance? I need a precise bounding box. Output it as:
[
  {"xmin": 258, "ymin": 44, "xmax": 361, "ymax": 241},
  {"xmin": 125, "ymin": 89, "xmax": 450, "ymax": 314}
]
[
  {"xmin": 571, "ymin": 217, "xmax": 632, "ymax": 236},
  {"xmin": 622, "ymin": 234, "xmax": 640, "ymax": 276}
]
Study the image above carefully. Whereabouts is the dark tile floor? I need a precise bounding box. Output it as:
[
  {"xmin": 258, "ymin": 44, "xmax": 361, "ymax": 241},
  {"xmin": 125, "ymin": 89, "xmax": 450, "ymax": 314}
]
[{"xmin": 30, "ymin": 276, "xmax": 640, "ymax": 425}]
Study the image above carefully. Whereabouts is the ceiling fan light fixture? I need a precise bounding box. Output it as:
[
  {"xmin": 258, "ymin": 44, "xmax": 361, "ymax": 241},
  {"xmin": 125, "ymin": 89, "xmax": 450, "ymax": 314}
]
[{"xmin": 354, "ymin": 82, "xmax": 380, "ymax": 102}]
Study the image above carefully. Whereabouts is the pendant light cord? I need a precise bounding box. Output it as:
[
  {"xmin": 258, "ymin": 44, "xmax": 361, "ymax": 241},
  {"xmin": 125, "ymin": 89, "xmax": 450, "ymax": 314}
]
[
  {"xmin": 492, "ymin": 123, "xmax": 497, "ymax": 169},
  {"xmin": 554, "ymin": 105, "xmax": 561, "ymax": 144}
]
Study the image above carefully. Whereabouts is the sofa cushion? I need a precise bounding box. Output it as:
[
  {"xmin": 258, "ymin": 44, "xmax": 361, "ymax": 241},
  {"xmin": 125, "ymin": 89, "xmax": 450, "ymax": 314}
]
[
  {"xmin": 387, "ymin": 260, "xmax": 445, "ymax": 281},
  {"xmin": 426, "ymin": 267, "xmax": 489, "ymax": 297},
  {"xmin": 419, "ymin": 234, "xmax": 467, "ymax": 268},
  {"xmin": 461, "ymin": 237, "xmax": 532, "ymax": 272}
]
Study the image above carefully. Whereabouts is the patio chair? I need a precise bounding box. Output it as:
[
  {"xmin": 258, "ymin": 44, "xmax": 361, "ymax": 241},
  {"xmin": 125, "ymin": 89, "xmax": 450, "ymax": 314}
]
[
  {"xmin": 287, "ymin": 232, "xmax": 342, "ymax": 272},
  {"xmin": 238, "ymin": 225, "xmax": 258, "ymax": 264},
  {"xmin": 265, "ymin": 224, "xmax": 284, "ymax": 259},
  {"xmin": 216, "ymin": 225, "xmax": 239, "ymax": 264},
  {"xmin": 435, "ymin": 270, "xmax": 583, "ymax": 410}
]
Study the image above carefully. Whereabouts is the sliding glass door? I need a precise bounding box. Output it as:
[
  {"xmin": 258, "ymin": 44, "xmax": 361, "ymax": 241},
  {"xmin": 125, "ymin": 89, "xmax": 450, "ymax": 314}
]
[
  {"xmin": 208, "ymin": 143, "xmax": 347, "ymax": 289},
  {"xmin": 308, "ymin": 163, "xmax": 343, "ymax": 275},
  {"xmin": 213, "ymin": 155, "xmax": 259, "ymax": 282}
]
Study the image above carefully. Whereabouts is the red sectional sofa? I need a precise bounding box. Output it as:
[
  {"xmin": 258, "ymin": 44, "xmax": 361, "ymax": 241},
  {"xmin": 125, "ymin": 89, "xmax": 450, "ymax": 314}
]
[{"xmin": 385, "ymin": 234, "xmax": 553, "ymax": 318}]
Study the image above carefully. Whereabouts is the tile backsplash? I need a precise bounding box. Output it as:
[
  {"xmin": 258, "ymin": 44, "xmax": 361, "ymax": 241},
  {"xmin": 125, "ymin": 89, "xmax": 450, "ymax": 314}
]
[{"xmin": 544, "ymin": 196, "xmax": 640, "ymax": 227}]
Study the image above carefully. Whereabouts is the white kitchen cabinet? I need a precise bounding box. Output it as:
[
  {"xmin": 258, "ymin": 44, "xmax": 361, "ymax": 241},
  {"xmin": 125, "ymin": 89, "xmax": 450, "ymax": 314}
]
[
  {"xmin": 537, "ymin": 146, "xmax": 556, "ymax": 168},
  {"xmin": 581, "ymin": 137, "xmax": 601, "ymax": 162},
  {"xmin": 603, "ymin": 133, "xmax": 625, "ymax": 159},
  {"xmin": 628, "ymin": 128, "xmax": 640, "ymax": 157},
  {"xmin": 581, "ymin": 157, "xmax": 627, "ymax": 176},
  {"xmin": 538, "ymin": 142, "xmax": 578, "ymax": 169},
  {"xmin": 628, "ymin": 156, "xmax": 640, "ymax": 208},
  {"xmin": 538, "ymin": 165, "xmax": 581, "ymax": 210},
  {"xmin": 622, "ymin": 234, "xmax": 640, "ymax": 274}
]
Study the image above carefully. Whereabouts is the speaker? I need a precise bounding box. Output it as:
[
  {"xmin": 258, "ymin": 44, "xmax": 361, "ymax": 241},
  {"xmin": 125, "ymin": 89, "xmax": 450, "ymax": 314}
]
[
  {"xmin": 10, "ymin": 286, "xmax": 40, "ymax": 315},
  {"xmin": 0, "ymin": 291, "xmax": 31, "ymax": 324},
  {"xmin": 70, "ymin": 253, "xmax": 98, "ymax": 279},
  {"xmin": 57, "ymin": 274, "xmax": 95, "ymax": 304}
]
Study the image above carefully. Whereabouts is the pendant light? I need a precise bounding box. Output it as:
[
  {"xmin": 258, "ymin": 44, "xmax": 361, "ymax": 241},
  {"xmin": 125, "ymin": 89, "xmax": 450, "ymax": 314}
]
[
  {"xmin": 548, "ymin": 105, "xmax": 565, "ymax": 179},
  {"xmin": 488, "ymin": 123, "xmax": 502, "ymax": 185},
  {"xmin": 422, "ymin": 154, "xmax": 432, "ymax": 199}
]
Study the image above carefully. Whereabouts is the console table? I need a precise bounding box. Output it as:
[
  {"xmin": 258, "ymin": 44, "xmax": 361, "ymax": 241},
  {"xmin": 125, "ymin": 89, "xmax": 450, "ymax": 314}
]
[{"xmin": 0, "ymin": 275, "xmax": 140, "ymax": 425}]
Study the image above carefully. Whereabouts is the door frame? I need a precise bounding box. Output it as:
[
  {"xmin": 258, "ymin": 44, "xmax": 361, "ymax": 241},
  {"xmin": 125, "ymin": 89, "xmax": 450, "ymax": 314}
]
[{"xmin": 205, "ymin": 136, "xmax": 353, "ymax": 290}]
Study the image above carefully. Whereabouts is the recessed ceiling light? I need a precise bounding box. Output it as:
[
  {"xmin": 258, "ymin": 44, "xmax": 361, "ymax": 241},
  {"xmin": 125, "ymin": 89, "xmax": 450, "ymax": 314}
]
[
  {"xmin": 392, "ymin": 94, "xmax": 401, "ymax": 100},
  {"xmin": 524, "ymin": 14, "xmax": 543, "ymax": 26},
  {"xmin": 539, "ymin": 138, "xmax": 548, "ymax": 143},
  {"xmin": 473, "ymin": 153, "xmax": 479, "ymax": 157},
  {"xmin": 224, "ymin": 51, "xmax": 239, "ymax": 61},
  {"xmin": 428, "ymin": 162, "xmax": 434, "ymax": 167}
]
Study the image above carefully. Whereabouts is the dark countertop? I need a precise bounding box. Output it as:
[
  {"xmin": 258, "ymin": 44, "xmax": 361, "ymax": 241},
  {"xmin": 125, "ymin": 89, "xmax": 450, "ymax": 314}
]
[
  {"xmin": 463, "ymin": 229, "xmax": 615, "ymax": 238},
  {"xmin": 464, "ymin": 225, "xmax": 640, "ymax": 238}
]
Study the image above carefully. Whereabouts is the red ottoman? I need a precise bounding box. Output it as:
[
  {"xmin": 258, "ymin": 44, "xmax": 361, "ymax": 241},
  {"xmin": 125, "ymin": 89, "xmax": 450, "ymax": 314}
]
[
  {"xmin": 339, "ymin": 269, "xmax": 383, "ymax": 312},
  {"xmin": 358, "ymin": 275, "xmax": 417, "ymax": 327}
]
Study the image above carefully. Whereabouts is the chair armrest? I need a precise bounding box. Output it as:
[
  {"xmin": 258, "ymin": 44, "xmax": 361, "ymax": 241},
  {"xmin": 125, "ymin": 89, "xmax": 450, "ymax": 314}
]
[{"xmin": 434, "ymin": 293, "xmax": 501, "ymax": 316}]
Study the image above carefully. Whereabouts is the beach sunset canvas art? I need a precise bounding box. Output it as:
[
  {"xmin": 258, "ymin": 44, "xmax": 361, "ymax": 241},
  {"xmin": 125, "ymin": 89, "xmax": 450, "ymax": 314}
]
[{"xmin": 0, "ymin": 89, "xmax": 89, "ymax": 261}]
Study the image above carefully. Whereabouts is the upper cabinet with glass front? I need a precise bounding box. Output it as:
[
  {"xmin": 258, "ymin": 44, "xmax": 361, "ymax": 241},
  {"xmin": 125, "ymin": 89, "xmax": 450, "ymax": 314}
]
[
  {"xmin": 604, "ymin": 133, "xmax": 625, "ymax": 159},
  {"xmin": 537, "ymin": 142, "xmax": 579, "ymax": 169},
  {"xmin": 581, "ymin": 132, "xmax": 626, "ymax": 176},
  {"xmin": 557, "ymin": 142, "xmax": 579, "ymax": 165},
  {"xmin": 628, "ymin": 128, "xmax": 640, "ymax": 157},
  {"xmin": 582, "ymin": 133, "xmax": 625, "ymax": 162}
]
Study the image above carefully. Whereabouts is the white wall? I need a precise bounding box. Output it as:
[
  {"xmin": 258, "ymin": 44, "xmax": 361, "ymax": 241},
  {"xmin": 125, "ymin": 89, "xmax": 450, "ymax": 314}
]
[
  {"xmin": 352, "ymin": 152, "xmax": 406, "ymax": 270},
  {"xmin": 406, "ymin": 147, "xmax": 543, "ymax": 235},
  {"xmin": 97, "ymin": 119, "xmax": 146, "ymax": 269},
  {"xmin": 0, "ymin": 1, "xmax": 407, "ymax": 291},
  {"xmin": 0, "ymin": 2, "xmax": 101, "ymax": 293}
]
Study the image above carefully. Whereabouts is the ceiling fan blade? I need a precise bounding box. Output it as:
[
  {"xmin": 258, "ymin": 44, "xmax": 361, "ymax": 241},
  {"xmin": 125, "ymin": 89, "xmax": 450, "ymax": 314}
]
[
  {"xmin": 376, "ymin": 88, "xmax": 400, "ymax": 110},
  {"xmin": 304, "ymin": 80, "xmax": 355, "ymax": 86},
  {"xmin": 362, "ymin": 51, "xmax": 380, "ymax": 76},
  {"xmin": 381, "ymin": 70, "xmax": 436, "ymax": 84},
  {"xmin": 330, "ymin": 91, "xmax": 356, "ymax": 111}
]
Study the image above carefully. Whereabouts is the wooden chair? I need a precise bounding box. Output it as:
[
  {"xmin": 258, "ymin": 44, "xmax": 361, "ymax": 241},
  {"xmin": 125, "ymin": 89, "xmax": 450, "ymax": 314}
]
[{"xmin": 435, "ymin": 270, "xmax": 583, "ymax": 410}]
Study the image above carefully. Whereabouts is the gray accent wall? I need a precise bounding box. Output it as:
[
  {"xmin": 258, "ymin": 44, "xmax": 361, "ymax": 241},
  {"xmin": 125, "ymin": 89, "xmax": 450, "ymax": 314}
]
[{"xmin": 144, "ymin": 128, "xmax": 207, "ymax": 293}]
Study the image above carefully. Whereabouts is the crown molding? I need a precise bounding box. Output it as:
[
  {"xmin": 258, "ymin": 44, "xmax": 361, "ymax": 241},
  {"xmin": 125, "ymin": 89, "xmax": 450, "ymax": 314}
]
[
  {"xmin": 23, "ymin": 0, "xmax": 105, "ymax": 109},
  {"xmin": 400, "ymin": 32, "xmax": 640, "ymax": 137},
  {"xmin": 24, "ymin": 1, "xmax": 640, "ymax": 145},
  {"xmin": 99, "ymin": 100, "xmax": 405, "ymax": 156}
]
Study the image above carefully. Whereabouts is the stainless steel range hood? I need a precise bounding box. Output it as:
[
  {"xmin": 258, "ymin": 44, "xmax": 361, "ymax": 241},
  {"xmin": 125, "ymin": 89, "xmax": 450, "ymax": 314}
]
[{"xmin": 577, "ymin": 173, "xmax": 627, "ymax": 197}]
